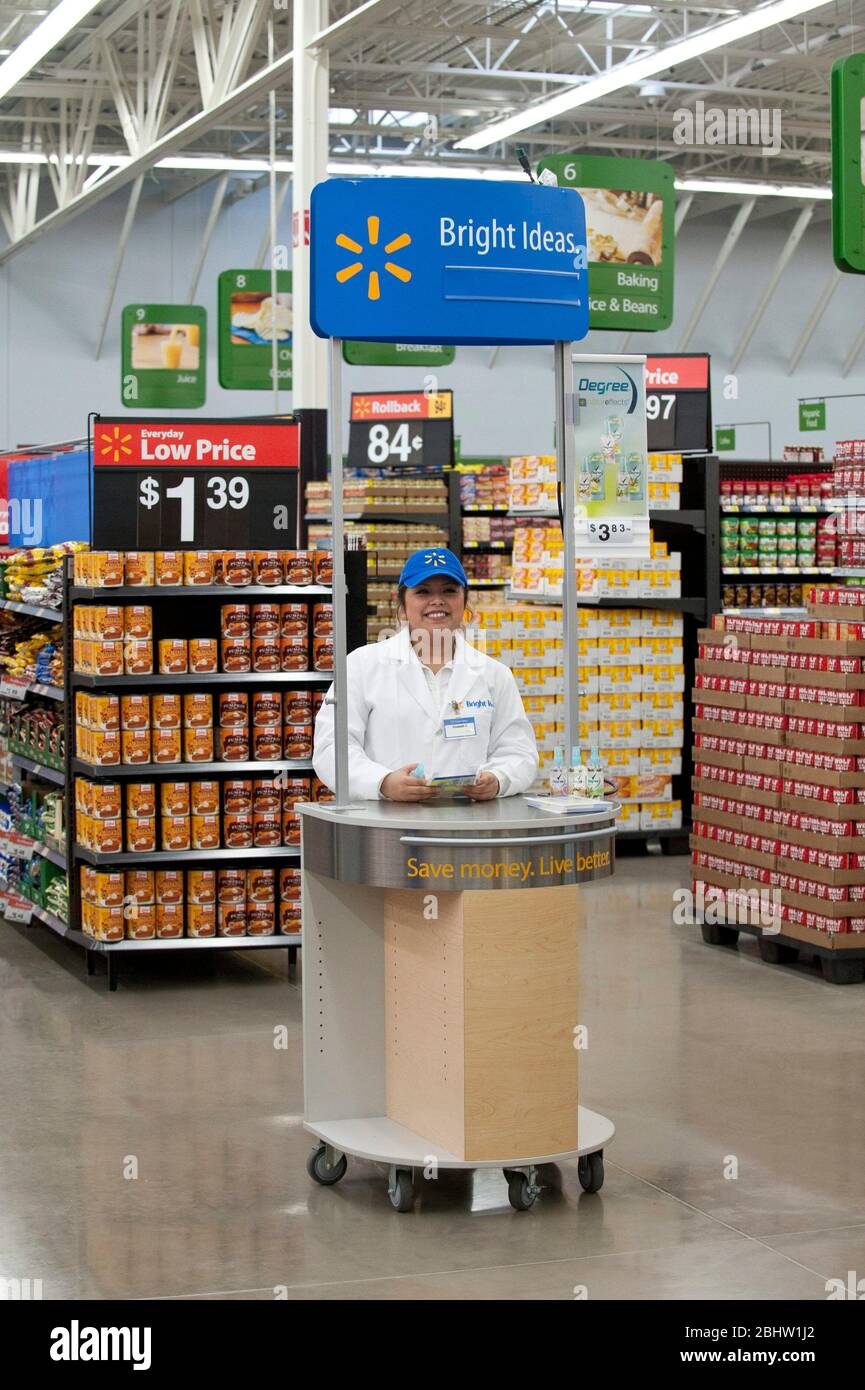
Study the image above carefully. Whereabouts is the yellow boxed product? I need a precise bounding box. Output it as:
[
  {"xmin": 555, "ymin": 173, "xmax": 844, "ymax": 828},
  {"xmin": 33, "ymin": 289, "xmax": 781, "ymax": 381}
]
[
  {"xmin": 640, "ymin": 637, "xmax": 681, "ymax": 667},
  {"xmin": 638, "ymin": 571, "xmax": 682, "ymax": 598},
  {"xmin": 577, "ymin": 637, "xmax": 599, "ymax": 665},
  {"xmin": 578, "ymin": 694, "xmax": 599, "ymax": 721},
  {"xmin": 598, "ymin": 664, "xmax": 642, "ymax": 695},
  {"xmin": 512, "ymin": 637, "xmax": 549, "ymax": 668},
  {"xmin": 609, "ymin": 775, "xmax": 635, "ymax": 801},
  {"xmin": 597, "ymin": 636, "xmax": 641, "ymax": 667},
  {"xmin": 599, "ymin": 718, "xmax": 641, "ymax": 749},
  {"xmin": 641, "ymin": 664, "xmax": 685, "ymax": 693},
  {"xmin": 579, "ymin": 666, "xmax": 599, "ymax": 696},
  {"xmin": 606, "ymin": 747, "xmax": 640, "ymax": 778},
  {"xmin": 640, "ymin": 800, "xmax": 682, "ymax": 831},
  {"xmin": 640, "ymin": 748, "xmax": 683, "ymax": 776},
  {"xmin": 617, "ymin": 803, "xmax": 640, "ymax": 831},
  {"xmin": 640, "ymin": 609, "xmax": 684, "ymax": 637},
  {"xmin": 599, "ymin": 693, "xmax": 642, "ymax": 721},
  {"xmin": 642, "ymin": 692, "xmax": 684, "ymax": 721},
  {"xmin": 641, "ymin": 718, "xmax": 684, "ymax": 749},
  {"xmin": 595, "ymin": 607, "xmax": 641, "ymax": 638},
  {"xmin": 649, "ymin": 539, "xmax": 668, "ymax": 560}
]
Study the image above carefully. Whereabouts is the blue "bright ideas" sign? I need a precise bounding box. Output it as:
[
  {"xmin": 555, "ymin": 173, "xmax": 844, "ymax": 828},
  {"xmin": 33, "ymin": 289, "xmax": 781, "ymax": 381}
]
[{"xmin": 309, "ymin": 178, "xmax": 589, "ymax": 346}]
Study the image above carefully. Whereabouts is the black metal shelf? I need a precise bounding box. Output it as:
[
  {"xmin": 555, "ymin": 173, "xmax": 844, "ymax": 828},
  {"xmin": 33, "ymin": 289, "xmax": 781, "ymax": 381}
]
[
  {"xmin": 650, "ymin": 510, "xmax": 706, "ymax": 528},
  {"xmin": 305, "ymin": 511, "xmax": 448, "ymax": 525},
  {"xmin": 70, "ymin": 585, "xmax": 331, "ymax": 600},
  {"xmin": 71, "ymin": 671, "xmax": 330, "ymax": 688},
  {"xmin": 72, "ymin": 758, "xmax": 313, "ymax": 779},
  {"xmin": 11, "ymin": 753, "xmax": 65, "ymax": 785},
  {"xmin": 74, "ymin": 845, "xmax": 302, "ymax": 866}
]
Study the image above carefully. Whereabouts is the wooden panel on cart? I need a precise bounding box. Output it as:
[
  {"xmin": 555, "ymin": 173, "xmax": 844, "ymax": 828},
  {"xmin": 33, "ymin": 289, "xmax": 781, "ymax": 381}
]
[{"xmin": 384, "ymin": 883, "xmax": 581, "ymax": 1162}]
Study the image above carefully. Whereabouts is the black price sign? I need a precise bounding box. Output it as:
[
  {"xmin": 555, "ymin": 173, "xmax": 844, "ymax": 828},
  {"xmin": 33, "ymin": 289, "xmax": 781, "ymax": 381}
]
[
  {"xmin": 347, "ymin": 390, "xmax": 453, "ymax": 472},
  {"xmin": 645, "ymin": 354, "xmax": 711, "ymax": 455},
  {"xmin": 91, "ymin": 418, "xmax": 300, "ymax": 549}
]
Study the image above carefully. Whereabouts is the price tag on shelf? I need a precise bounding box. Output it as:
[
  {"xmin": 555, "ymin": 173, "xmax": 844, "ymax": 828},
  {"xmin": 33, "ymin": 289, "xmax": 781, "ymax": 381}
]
[
  {"xmin": 577, "ymin": 517, "xmax": 634, "ymax": 545},
  {"xmin": 2, "ymin": 894, "xmax": 33, "ymax": 924},
  {"xmin": 0, "ymin": 678, "xmax": 29, "ymax": 700}
]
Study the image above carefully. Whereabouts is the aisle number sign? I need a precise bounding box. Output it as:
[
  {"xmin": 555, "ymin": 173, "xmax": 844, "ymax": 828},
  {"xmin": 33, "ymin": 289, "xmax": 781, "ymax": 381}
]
[
  {"xmin": 536, "ymin": 154, "xmax": 675, "ymax": 332},
  {"xmin": 310, "ymin": 177, "xmax": 589, "ymax": 345},
  {"xmin": 121, "ymin": 304, "xmax": 206, "ymax": 409},
  {"xmin": 347, "ymin": 390, "xmax": 453, "ymax": 471},
  {"xmin": 343, "ymin": 341, "xmax": 456, "ymax": 367},
  {"xmin": 217, "ymin": 270, "xmax": 292, "ymax": 390},
  {"xmin": 92, "ymin": 418, "xmax": 299, "ymax": 549}
]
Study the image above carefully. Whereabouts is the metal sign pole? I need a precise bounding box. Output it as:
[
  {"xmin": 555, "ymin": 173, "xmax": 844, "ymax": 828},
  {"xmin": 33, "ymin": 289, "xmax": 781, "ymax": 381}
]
[
  {"xmin": 556, "ymin": 341, "xmax": 579, "ymax": 761},
  {"xmin": 328, "ymin": 335, "xmax": 350, "ymax": 808}
]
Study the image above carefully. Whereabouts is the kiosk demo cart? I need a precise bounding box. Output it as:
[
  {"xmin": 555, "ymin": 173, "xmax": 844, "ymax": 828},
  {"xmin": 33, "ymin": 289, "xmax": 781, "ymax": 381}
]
[{"xmin": 302, "ymin": 175, "xmax": 620, "ymax": 1212}]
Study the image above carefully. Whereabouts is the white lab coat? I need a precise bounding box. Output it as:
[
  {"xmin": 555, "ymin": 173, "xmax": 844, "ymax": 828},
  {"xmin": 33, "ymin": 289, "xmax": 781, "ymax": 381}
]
[{"xmin": 313, "ymin": 625, "xmax": 539, "ymax": 801}]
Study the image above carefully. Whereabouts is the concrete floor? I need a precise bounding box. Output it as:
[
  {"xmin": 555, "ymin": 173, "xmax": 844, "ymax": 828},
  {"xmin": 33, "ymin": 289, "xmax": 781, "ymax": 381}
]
[{"xmin": 2, "ymin": 851, "xmax": 865, "ymax": 1301}]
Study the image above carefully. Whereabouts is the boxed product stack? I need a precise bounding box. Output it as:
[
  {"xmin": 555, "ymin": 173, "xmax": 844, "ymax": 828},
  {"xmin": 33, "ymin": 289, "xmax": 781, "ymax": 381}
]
[
  {"xmin": 510, "ymin": 524, "xmax": 681, "ymax": 600},
  {"xmin": 461, "ymin": 514, "xmax": 515, "ymax": 547},
  {"xmin": 463, "ymin": 552, "xmax": 510, "ymax": 586},
  {"xmin": 79, "ymin": 864, "xmax": 301, "ymax": 941},
  {"xmin": 648, "ymin": 453, "xmax": 682, "ymax": 511},
  {"xmin": 783, "ymin": 445, "xmax": 825, "ymax": 464},
  {"xmin": 74, "ymin": 548, "xmax": 331, "ymax": 587},
  {"xmin": 691, "ymin": 593, "xmax": 865, "ymax": 946},
  {"xmin": 474, "ymin": 601, "xmax": 684, "ymax": 831},
  {"xmin": 509, "ymin": 456, "xmax": 557, "ymax": 514},
  {"xmin": 459, "ymin": 465, "xmax": 509, "ymax": 511}
]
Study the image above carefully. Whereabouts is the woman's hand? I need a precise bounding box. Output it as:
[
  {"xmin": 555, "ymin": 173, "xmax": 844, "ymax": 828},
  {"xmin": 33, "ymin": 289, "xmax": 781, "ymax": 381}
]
[
  {"xmin": 464, "ymin": 770, "xmax": 500, "ymax": 801},
  {"xmin": 380, "ymin": 765, "xmax": 440, "ymax": 802}
]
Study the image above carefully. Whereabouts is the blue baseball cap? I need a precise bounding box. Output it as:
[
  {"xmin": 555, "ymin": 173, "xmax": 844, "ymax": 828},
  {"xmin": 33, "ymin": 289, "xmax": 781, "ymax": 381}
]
[{"xmin": 398, "ymin": 547, "xmax": 468, "ymax": 590}]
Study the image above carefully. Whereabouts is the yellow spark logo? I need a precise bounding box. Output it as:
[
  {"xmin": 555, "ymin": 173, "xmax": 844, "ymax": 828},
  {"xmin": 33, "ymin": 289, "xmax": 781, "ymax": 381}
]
[
  {"xmin": 335, "ymin": 215, "xmax": 412, "ymax": 300},
  {"xmin": 99, "ymin": 425, "xmax": 133, "ymax": 463}
]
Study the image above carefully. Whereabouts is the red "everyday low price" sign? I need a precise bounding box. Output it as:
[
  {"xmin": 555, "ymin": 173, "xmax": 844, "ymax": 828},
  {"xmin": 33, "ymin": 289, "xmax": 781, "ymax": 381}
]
[{"xmin": 94, "ymin": 419, "xmax": 299, "ymax": 469}]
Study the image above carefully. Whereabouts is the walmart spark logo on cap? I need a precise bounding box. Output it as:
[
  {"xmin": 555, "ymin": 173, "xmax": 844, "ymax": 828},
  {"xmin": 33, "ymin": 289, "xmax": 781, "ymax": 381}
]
[
  {"xmin": 335, "ymin": 215, "xmax": 412, "ymax": 302},
  {"xmin": 398, "ymin": 547, "xmax": 468, "ymax": 588}
]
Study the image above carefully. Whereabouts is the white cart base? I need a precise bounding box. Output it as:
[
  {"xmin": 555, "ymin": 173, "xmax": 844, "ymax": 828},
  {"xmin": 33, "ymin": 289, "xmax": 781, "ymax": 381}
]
[{"xmin": 304, "ymin": 1105, "xmax": 614, "ymax": 1170}]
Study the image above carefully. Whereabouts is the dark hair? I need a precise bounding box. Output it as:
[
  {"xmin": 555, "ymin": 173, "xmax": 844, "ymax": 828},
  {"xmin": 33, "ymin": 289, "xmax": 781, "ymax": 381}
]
[{"xmin": 397, "ymin": 580, "xmax": 469, "ymax": 617}]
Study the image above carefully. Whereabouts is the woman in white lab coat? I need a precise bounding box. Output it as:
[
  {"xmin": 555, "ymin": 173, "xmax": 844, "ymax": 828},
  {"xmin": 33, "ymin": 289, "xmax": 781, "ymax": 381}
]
[{"xmin": 313, "ymin": 547, "xmax": 539, "ymax": 802}]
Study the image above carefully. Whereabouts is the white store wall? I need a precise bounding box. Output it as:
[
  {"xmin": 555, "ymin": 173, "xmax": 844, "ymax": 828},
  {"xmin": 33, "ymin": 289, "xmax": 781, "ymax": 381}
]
[{"xmin": 2, "ymin": 181, "xmax": 865, "ymax": 457}]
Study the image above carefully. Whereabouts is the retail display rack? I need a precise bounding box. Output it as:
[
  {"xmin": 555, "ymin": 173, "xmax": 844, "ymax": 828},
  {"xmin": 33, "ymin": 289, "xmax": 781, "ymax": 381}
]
[
  {"xmin": 718, "ymin": 459, "xmax": 835, "ymax": 615},
  {"xmin": 2, "ymin": 554, "xmax": 367, "ymax": 991}
]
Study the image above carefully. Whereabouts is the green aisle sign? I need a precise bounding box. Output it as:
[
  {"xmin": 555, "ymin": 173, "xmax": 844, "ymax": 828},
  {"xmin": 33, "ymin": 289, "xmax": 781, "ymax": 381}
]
[
  {"xmin": 799, "ymin": 401, "xmax": 826, "ymax": 431},
  {"xmin": 831, "ymin": 53, "xmax": 865, "ymax": 273},
  {"xmin": 121, "ymin": 304, "xmax": 206, "ymax": 409},
  {"xmin": 343, "ymin": 341, "xmax": 456, "ymax": 366},
  {"xmin": 715, "ymin": 427, "xmax": 736, "ymax": 452},
  {"xmin": 536, "ymin": 154, "xmax": 675, "ymax": 330},
  {"xmin": 217, "ymin": 270, "xmax": 292, "ymax": 390}
]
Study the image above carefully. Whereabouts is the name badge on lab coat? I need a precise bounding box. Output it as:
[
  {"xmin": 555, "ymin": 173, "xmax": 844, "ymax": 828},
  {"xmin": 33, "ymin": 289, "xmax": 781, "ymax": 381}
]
[{"xmin": 443, "ymin": 715, "xmax": 477, "ymax": 740}]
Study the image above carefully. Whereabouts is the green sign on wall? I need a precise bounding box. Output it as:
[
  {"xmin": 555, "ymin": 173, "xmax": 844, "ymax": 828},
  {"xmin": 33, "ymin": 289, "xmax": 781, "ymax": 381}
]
[
  {"xmin": 799, "ymin": 401, "xmax": 826, "ymax": 432},
  {"xmin": 121, "ymin": 304, "xmax": 206, "ymax": 409},
  {"xmin": 536, "ymin": 154, "xmax": 675, "ymax": 331},
  {"xmin": 831, "ymin": 53, "xmax": 865, "ymax": 274},
  {"xmin": 715, "ymin": 427, "xmax": 736, "ymax": 452},
  {"xmin": 217, "ymin": 270, "xmax": 292, "ymax": 390},
  {"xmin": 343, "ymin": 341, "xmax": 456, "ymax": 367}
]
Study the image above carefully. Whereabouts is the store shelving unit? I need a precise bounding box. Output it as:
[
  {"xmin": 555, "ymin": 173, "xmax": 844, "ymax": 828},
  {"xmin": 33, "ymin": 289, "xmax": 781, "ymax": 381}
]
[
  {"xmin": 0, "ymin": 584, "xmax": 70, "ymax": 933},
  {"xmin": 60, "ymin": 553, "xmax": 367, "ymax": 990},
  {"xmin": 717, "ymin": 458, "xmax": 834, "ymax": 613}
]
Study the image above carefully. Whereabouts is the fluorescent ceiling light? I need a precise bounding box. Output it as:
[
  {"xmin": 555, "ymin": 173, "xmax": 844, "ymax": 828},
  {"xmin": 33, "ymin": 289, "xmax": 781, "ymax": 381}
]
[
  {"xmin": 675, "ymin": 176, "xmax": 831, "ymax": 199},
  {"xmin": 456, "ymin": 0, "xmax": 837, "ymax": 150},
  {"xmin": 0, "ymin": 0, "xmax": 104, "ymax": 103}
]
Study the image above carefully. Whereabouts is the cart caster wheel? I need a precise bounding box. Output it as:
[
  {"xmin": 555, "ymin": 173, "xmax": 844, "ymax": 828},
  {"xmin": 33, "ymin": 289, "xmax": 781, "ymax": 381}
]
[
  {"xmin": 578, "ymin": 1151, "xmax": 605, "ymax": 1193},
  {"xmin": 701, "ymin": 921, "xmax": 739, "ymax": 947},
  {"xmin": 758, "ymin": 936, "xmax": 798, "ymax": 966},
  {"xmin": 387, "ymin": 1168, "xmax": 415, "ymax": 1213},
  {"xmin": 507, "ymin": 1171, "xmax": 539, "ymax": 1211},
  {"xmin": 306, "ymin": 1143, "xmax": 347, "ymax": 1186}
]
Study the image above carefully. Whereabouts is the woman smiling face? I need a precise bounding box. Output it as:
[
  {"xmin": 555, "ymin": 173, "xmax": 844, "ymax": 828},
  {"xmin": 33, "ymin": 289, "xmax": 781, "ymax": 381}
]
[{"xmin": 400, "ymin": 575, "xmax": 466, "ymax": 635}]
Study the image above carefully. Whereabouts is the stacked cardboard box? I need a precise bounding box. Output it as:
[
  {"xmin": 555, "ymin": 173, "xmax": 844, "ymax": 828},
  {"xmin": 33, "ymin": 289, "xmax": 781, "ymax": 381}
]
[
  {"xmin": 474, "ymin": 597, "xmax": 683, "ymax": 829},
  {"xmin": 691, "ymin": 596, "xmax": 865, "ymax": 947},
  {"xmin": 511, "ymin": 524, "xmax": 681, "ymax": 600},
  {"xmin": 648, "ymin": 453, "xmax": 682, "ymax": 511}
]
